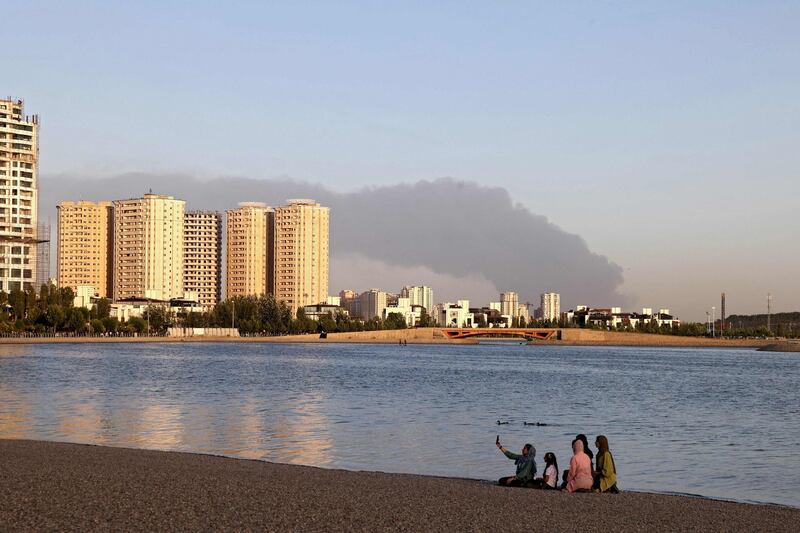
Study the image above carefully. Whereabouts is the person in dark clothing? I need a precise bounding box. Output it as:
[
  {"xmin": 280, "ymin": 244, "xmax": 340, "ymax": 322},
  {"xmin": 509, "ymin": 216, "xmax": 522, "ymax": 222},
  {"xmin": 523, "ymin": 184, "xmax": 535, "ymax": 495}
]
[{"xmin": 496, "ymin": 437, "xmax": 536, "ymax": 486}]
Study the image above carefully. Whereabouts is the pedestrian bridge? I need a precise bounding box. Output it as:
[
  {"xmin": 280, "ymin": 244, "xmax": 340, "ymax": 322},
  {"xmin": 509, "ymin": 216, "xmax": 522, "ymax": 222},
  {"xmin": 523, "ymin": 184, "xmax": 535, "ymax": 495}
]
[{"xmin": 441, "ymin": 328, "xmax": 558, "ymax": 341}]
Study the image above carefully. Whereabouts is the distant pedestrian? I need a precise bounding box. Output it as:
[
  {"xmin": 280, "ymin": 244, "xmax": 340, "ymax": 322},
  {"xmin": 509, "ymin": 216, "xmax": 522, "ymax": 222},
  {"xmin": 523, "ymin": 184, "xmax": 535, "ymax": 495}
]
[{"xmin": 495, "ymin": 436, "xmax": 536, "ymax": 487}]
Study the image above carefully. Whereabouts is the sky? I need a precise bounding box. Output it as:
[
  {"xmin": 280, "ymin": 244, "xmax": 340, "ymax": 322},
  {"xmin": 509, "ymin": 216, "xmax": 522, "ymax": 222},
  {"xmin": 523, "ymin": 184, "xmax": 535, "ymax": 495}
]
[{"xmin": 6, "ymin": 1, "xmax": 799, "ymax": 320}]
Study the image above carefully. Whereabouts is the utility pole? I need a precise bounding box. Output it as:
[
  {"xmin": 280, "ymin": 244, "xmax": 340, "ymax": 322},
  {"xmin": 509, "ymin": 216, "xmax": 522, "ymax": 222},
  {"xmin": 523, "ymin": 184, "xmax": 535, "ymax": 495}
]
[
  {"xmin": 720, "ymin": 292, "xmax": 726, "ymax": 338},
  {"xmin": 767, "ymin": 293, "xmax": 772, "ymax": 333}
]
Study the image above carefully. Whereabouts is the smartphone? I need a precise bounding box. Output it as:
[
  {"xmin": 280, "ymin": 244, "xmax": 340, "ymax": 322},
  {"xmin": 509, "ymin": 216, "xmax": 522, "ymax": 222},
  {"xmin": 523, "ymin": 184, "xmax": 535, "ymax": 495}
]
[{"xmin": 496, "ymin": 435, "xmax": 500, "ymax": 444}]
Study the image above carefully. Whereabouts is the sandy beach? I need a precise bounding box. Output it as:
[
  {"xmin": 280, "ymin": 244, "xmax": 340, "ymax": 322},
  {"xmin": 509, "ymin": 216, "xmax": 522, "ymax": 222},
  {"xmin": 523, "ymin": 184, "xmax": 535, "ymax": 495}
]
[{"xmin": 0, "ymin": 440, "xmax": 796, "ymax": 532}]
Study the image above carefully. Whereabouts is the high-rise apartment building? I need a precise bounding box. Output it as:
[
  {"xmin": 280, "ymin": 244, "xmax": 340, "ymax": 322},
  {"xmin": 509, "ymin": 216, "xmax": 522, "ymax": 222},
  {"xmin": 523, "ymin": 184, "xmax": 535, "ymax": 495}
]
[
  {"xmin": 226, "ymin": 202, "xmax": 274, "ymax": 298},
  {"xmin": 273, "ymin": 199, "xmax": 329, "ymax": 312},
  {"xmin": 0, "ymin": 98, "xmax": 39, "ymax": 292},
  {"xmin": 401, "ymin": 285, "xmax": 434, "ymax": 311},
  {"xmin": 339, "ymin": 289, "xmax": 361, "ymax": 318},
  {"xmin": 359, "ymin": 289, "xmax": 387, "ymax": 320},
  {"xmin": 113, "ymin": 193, "xmax": 185, "ymax": 301},
  {"xmin": 500, "ymin": 291, "xmax": 519, "ymax": 317},
  {"xmin": 184, "ymin": 211, "xmax": 222, "ymax": 307},
  {"xmin": 57, "ymin": 201, "xmax": 114, "ymax": 297},
  {"xmin": 540, "ymin": 292, "xmax": 561, "ymax": 322}
]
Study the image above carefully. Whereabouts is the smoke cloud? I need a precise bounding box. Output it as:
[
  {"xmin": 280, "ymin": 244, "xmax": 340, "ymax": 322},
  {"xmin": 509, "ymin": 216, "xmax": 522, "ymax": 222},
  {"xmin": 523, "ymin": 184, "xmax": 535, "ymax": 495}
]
[{"xmin": 40, "ymin": 174, "xmax": 625, "ymax": 307}]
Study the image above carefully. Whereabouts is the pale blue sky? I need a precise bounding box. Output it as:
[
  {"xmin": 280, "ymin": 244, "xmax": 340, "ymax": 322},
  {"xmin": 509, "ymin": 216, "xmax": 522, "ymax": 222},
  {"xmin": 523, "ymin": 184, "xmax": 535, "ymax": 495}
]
[{"xmin": 7, "ymin": 1, "xmax": 799, "ymax": 318}]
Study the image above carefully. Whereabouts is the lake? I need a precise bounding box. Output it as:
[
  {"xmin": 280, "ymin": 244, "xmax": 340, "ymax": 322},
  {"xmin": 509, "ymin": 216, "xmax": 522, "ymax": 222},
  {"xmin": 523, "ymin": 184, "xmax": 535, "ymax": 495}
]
[{"xmin": 0, "ymin": 342, "xmax": 797, "ymax": 507}]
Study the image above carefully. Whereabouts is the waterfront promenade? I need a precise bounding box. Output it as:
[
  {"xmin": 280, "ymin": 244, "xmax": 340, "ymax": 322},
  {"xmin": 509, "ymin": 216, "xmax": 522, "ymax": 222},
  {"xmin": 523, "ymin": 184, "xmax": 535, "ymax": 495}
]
[
  {"xmin": 1, "ymin": 440, "xmax": 797, "ymax": 532},
  {"xmin": 0, "ymin": 328, "xmax": 775, "ymax": 348}
]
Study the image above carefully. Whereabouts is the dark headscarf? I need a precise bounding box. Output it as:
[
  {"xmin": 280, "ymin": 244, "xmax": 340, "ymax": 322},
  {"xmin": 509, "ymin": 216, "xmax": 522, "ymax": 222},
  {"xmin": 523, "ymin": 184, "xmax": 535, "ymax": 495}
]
[{"xmin": 576, "ymin": 434, "xmax": 594, "ymax": 461}]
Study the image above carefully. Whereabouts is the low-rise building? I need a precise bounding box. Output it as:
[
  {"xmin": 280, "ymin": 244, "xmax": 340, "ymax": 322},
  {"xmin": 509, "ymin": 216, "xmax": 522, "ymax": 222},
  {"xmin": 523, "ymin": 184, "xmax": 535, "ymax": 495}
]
[
  {"xmin": 382, "ymin": 297, "xmax": 422, "ymax": 327},
  {"xmin": 566, "ymin": 306, "xmax": 680, "ymax": 330},
  {"xmin": 302, "ymin": 303, "xmax": 348, "ymax": 321},
  {"xmin": 437, "ymin": 300, "xmax": 475, "ymax": 328},
  {"xmin": 73, "ymin": 285, "xmax": 100, "ymax": 309}
]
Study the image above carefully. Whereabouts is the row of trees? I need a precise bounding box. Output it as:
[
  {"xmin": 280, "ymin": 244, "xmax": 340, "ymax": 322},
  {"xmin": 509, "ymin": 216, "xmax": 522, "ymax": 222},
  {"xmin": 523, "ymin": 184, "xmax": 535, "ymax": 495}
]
[
  {"xmin": 0, "ymin": 287, "xmax": 412, "ymax": 336},
  {"xmin": 177, "ymin": 294, "xmax": 410, "ymax": 335},
  {"xmin": 2, "ymin": 284, "xmax": 794, "ymax": 338},
  {"xmin": 0, "ymin": 285, "xmax": 149, "ymax": 334}
]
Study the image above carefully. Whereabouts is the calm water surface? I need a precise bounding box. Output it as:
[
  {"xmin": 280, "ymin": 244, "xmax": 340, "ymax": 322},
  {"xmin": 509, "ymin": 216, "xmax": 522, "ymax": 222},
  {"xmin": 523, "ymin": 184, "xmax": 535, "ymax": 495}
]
[{"xmin": 0, "ymin": 342, "xmax": 797, "ymax": 507}]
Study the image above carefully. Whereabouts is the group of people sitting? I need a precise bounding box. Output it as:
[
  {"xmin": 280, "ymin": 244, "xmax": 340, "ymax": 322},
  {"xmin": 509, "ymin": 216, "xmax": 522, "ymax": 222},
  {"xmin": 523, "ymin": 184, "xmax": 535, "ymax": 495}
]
[{"xmin": 495, "ymin": 434, "xmax": 618, "ymax": 493}]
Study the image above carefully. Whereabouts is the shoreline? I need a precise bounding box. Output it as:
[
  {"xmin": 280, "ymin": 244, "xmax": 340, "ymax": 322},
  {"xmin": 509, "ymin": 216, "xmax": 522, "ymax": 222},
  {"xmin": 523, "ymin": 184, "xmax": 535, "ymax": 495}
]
[
  {"xmin": 0, "ymin": 327, "xmax": 777, "ymax": 349},
  {"xmin": 1, "ymin": 440, "xmax": 796, "ymax": 532}
]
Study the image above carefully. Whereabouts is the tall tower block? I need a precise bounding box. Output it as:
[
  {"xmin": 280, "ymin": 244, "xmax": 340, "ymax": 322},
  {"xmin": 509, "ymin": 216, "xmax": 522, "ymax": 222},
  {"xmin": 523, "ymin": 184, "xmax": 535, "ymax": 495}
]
[{"xmin": 0, "ymin": 98, "xmax": 39, "ymax": 292}]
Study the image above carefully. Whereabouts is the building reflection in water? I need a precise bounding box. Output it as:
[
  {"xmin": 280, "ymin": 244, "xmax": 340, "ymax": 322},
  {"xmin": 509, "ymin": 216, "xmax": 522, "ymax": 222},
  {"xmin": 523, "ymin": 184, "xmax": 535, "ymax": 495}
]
[
  {"xmin": 203, "ymin": 392, "xmax": 334, "ymax": 467},
  {"xmin": 0, "ymin": 384, "xmax": 31, "ymax": 439},
  {"xmin": 269, "ymin": 393, "xmax": 333, "ymax": 467},
  {"xmin": 55, "ymin": 394, "xmax": 107, "ymax": 445},
  {"xmin": 0, "ymin": 344, "xmax": 335, "ymax": 470},
  {"xmin": 131, "ymin": 404, "xmax": 186, "ymax": 449}
]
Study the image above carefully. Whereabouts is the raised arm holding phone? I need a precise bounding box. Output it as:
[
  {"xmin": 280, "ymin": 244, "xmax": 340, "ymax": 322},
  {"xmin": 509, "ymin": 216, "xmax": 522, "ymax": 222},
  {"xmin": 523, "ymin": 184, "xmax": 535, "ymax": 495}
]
[{"xmin": 496, "ymin": 436, "xmax": 536, "ymax": 487}]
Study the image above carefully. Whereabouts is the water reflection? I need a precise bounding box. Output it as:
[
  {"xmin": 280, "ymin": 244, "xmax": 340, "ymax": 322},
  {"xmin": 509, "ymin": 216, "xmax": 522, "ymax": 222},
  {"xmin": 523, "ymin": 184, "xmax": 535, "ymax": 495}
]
[
  {"xmin": 0, "ymin": 384, "xmax": 29, "ymax": 438},
  {"xmin": 134, "ymin": 404, "xmax": 185, "ymax": 449},
  {"xmin": 0, "ymin": 343, "xmax": 797, "ymax": 507},
  {"xmin": 271, "ymin": 393, "xmax": 332, "ymax": 467},
  {"xmin": 56, "ymin": 395, "xmax": 106, "ymax": 444}
]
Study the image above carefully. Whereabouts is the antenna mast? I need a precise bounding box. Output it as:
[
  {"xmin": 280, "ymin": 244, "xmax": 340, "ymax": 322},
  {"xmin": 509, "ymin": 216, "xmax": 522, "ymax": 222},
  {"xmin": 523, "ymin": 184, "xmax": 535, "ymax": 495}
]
[{"xmin": 767, "ymin": 293, "xmax": 772, "ymax": 333}]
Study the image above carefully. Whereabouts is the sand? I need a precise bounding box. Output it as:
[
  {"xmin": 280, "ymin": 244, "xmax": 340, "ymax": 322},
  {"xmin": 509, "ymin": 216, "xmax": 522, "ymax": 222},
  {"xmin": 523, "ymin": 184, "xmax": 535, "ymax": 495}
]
[{"xmin": 0, "ymin": 440, "xmax": 796, "ymax": 532}]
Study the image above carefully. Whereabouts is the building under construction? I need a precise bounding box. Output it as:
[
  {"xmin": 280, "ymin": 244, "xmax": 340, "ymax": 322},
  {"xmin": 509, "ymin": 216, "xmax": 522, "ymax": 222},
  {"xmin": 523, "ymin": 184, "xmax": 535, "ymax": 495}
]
[
  {"xmin": 35, "ymin": 222, "xmax": 50, "ymax": 290},
  {"xmin": 0, "ymin": 98, "xmax": 40, "ymax": 293}
]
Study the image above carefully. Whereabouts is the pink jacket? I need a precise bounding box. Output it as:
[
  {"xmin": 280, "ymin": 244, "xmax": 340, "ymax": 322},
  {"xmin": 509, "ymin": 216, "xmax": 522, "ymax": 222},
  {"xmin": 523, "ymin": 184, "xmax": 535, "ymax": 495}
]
[{"xmin": 567, "ymin": 440, "xmax": 593, "ymax": 492}]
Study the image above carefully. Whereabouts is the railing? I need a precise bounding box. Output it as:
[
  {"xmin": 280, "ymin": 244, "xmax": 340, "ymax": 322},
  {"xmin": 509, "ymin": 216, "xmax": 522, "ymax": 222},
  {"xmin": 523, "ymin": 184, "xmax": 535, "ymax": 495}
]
[{"xmin": 0, "ymin": 332, "xmax": 168, "ymax": 339}]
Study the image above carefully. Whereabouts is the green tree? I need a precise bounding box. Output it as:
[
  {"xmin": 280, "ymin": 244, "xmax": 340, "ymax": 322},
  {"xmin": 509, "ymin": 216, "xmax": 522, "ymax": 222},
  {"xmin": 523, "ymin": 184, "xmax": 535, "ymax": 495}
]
[
  {"xmin": 102, "ymin": 316, "xmax": 119, "ymax": 333},
  {"xmin": 383, "ymin": 312, "xmax": 408, "ymax": 330},
  {"xmin": 92, "ymin": 298, "xmax": 111, "ymax": 319},
  {"xmin": 8, "ymin": 289, "xmax": 26, "ymax": 320},
  {"xmin": 127, "ymin": 317, "xmax": 147, "ymax": 334},
  {"xmin": 65, "ymin": 307, "xmax": 89, "ymax": 333},
  {"xmin": 45, "ymin": 304, "xmax": 65, "ymax": 330}
]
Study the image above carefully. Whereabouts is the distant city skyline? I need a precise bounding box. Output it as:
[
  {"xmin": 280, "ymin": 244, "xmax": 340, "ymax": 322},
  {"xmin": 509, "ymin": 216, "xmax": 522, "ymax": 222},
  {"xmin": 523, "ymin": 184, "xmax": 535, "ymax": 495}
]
[{"xmin": 7, "ymin": 1, "xmax": 799, "ymax": 320}]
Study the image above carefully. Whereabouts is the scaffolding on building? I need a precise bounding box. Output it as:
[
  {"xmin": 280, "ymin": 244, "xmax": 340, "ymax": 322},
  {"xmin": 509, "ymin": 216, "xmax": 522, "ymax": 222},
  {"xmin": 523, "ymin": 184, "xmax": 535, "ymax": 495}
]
[{"xmin": 35, "ymin": 222, "xmax": 51, "ymax": 291}]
